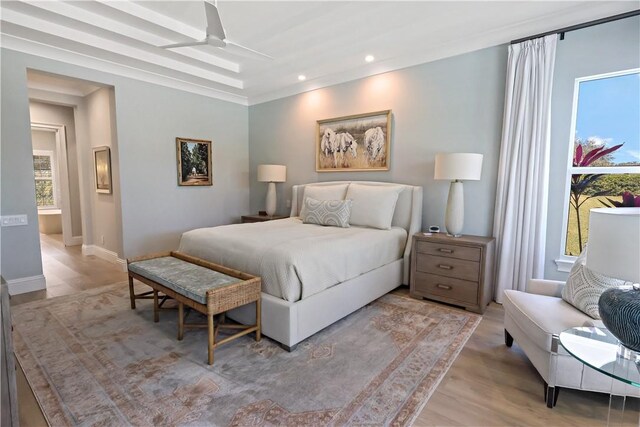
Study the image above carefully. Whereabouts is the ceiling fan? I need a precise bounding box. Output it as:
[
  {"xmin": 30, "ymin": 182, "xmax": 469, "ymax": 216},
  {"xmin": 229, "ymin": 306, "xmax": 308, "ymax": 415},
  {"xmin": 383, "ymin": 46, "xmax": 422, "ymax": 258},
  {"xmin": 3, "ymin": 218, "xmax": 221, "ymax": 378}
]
[{"xmin": 160, "ymin": 1, "xmax": 272, "ymax": 60}]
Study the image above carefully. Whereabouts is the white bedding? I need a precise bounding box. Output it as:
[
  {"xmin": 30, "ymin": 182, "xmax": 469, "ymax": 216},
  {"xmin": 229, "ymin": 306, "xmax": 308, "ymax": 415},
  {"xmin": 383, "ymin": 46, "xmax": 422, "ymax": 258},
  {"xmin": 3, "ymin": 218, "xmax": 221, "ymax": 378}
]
[{"xmin": 178, "ymin": 217, "xmax": 407, "ymax": 302}]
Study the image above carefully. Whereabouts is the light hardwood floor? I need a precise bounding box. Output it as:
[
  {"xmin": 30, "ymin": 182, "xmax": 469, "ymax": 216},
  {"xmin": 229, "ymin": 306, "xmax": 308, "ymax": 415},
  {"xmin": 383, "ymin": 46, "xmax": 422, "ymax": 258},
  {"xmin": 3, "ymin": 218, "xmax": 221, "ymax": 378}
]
[{"xmin": 11, "ymin": 235, "xmax": 639, "ymax": 426}]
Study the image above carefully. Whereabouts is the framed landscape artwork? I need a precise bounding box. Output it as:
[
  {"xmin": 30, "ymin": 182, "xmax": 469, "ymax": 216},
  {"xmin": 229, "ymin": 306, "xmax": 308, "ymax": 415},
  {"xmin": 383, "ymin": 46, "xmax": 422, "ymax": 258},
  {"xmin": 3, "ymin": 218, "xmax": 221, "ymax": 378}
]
[
  {"xmin": 93, "ymin": 146, "xmax": 112, "ymax": 194},
  {"xmin": 176, "ymin": 137, "xmax": 212, "ymax": 186},
  {"xmin": 316, "ymin": 110, "xmax": 391, "ymax": 172}
]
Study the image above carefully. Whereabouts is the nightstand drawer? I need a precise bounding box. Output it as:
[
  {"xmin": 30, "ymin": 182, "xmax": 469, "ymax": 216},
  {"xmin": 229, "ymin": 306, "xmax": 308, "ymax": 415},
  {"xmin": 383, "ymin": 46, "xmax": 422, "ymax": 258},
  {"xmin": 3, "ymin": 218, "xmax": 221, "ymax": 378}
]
[
  {"xmin": 415, "ymin": 241, "xmax": 481, "ymax": 262},
  {"xmin": 416, "ymin": 254, "xmax": 480, "ymax": 282},
  {"xmin": 413, "ymin": 272, "xmax": 478, "ymax": 305}
]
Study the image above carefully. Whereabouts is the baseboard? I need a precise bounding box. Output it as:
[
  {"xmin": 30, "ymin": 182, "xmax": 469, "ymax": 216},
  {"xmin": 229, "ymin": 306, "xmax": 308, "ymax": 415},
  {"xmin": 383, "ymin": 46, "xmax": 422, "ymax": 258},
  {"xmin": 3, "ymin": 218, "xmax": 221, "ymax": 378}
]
[
  {"xmin": 82, "ymin": 244, "xmax": 127, "ymax": 272},
  {"xmin": 6, "ymin": 275, "xmax": 46, "ymax": 295},
  {"xmin": 66, "ymin": 235, "xmax": 83, "ymax": 246}
]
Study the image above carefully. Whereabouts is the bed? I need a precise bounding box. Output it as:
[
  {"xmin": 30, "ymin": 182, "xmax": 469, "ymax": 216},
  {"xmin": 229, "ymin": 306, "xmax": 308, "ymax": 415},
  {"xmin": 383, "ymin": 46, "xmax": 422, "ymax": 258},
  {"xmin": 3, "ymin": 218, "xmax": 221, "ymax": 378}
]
[{"xmin": 178, "ymin": 181, "xmax": 423, "ymax": 350}]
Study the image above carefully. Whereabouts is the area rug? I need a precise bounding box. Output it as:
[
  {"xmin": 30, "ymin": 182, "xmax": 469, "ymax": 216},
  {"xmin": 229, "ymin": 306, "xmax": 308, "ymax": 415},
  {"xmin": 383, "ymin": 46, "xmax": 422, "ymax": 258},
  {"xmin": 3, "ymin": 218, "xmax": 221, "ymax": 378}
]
[{"xmin": 13, "ymin": 283, "xmax": 481, "ymax": 426}]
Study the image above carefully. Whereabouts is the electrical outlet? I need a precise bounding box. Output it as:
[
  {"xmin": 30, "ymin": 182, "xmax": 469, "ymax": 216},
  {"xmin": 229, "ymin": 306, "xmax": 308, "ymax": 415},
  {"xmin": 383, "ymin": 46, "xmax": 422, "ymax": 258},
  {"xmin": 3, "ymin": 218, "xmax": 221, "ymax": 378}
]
[
  {"xmin": 286, "ymin": 199, "xmax": 291, "ymax": 208},
  {"xmin": 1, "ymin": 215, "xmax": 28, "ymax": 227},
  {"xmin": 101, "ymin": 235, "xmax": 105, "ymax": 245}
]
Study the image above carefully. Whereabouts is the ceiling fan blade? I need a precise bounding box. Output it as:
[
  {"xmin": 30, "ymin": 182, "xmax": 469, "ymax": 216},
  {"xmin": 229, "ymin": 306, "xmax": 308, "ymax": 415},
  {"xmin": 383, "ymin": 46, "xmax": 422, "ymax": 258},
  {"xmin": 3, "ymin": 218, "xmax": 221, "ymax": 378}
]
[
  {"xmin": 225, "ymin": 40, "xmax": 273, "ymax": 60},
  {"xmin": 160, "ymin": 39, "xmax": 209, "ymax": 49},
  {"xmin": 204, "ymin": 1, "xmax": 226, "ymax": 41}
]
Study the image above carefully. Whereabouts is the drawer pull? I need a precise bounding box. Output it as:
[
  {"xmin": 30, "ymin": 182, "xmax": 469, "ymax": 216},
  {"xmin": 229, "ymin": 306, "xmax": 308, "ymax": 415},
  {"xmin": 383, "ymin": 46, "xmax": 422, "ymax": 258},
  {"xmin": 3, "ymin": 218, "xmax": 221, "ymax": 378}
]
[
  {"xmin": 438, "ymin": 248, "xmax": 453, "ymax": 253},
  {"xmin": 436, "ymin": 284, "xmax": 452, "ymax": 290},
  {"xmin": 438, "ymin": 264, "xmax": 453, "ymax": 270}
]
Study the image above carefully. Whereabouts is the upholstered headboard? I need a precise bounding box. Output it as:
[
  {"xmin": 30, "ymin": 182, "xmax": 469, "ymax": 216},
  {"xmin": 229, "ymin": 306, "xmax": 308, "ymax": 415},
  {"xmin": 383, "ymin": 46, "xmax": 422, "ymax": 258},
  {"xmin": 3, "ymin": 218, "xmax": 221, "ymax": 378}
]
[{"xmin": 290, "ymin": 181, "xmax": 423, "ymax": 284}]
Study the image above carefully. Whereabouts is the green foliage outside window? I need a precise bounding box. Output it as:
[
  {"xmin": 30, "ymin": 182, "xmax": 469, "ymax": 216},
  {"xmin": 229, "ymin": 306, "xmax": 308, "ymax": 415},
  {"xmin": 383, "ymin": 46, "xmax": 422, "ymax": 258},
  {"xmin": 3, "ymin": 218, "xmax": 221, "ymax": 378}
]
[{"xmin": 33, "ymin": 154, "xmax": 56, "ymax": 208}]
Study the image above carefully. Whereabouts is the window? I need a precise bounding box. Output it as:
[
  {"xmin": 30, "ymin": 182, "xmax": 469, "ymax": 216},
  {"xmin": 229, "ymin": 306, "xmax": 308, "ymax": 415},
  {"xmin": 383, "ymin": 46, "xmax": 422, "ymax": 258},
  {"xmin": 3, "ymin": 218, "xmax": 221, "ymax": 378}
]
[
  {"xmin": 33, "ymin": 150, "xmax": 59, "ymax": 209},
  {"xmin": 560, "ymin": 69, "xmax": 640, "ymax": 261}
]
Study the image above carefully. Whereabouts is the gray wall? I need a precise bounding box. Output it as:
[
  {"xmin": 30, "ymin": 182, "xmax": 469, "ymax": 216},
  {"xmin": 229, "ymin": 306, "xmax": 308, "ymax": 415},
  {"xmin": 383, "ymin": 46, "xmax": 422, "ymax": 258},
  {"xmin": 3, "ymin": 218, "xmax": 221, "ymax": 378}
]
[
  {"xmin": 1, "ymin": 49, "xmax": 43, "ymax": 281},
  {"xmin": 29, "ymin": 102, "xmax": 83, "ymax": 237},
  {"xmin": 249, "ymin": 45, "xmax": 507, "ymax": 237},
  {"xmin": 545, "ymin": 16, "xmax": 640, "ymax": 280},
  {"xmin": 1, "ymin": 48, "xmax": 249, "ymax": 286}
]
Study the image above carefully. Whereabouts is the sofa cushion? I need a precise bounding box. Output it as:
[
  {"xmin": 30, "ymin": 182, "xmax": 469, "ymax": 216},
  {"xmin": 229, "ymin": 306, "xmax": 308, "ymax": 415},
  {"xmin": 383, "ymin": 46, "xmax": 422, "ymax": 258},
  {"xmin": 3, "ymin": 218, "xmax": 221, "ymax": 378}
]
[
  {"xmin": 561, "ymin": 247, "xmax": 629, "ymax": 319},
  {"xmin": 503, "ymin": 289, "xmax": 604, "ymax": 351}
]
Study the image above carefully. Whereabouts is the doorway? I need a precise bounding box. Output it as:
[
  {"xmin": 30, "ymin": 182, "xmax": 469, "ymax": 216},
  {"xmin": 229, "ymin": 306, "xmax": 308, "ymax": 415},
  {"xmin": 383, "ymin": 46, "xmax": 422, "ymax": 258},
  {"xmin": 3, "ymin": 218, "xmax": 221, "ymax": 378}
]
[{"xmin": 31, "ymin": 123, "xmax": 80, "ymax": 247}]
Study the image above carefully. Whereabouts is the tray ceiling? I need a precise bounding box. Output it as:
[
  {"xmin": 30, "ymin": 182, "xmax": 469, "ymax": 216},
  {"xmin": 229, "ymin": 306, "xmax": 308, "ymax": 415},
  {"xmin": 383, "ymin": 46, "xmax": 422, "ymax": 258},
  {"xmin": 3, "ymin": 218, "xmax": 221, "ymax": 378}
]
[{"xmin": 1, "ymin": 1, "xmax": 637, "ymax": 105}]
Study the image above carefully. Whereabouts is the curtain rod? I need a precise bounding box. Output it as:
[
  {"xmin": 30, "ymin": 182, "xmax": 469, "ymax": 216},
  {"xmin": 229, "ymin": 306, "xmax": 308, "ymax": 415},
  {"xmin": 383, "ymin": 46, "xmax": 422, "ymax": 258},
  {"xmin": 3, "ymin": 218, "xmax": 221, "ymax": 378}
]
[{"xmin": 510, "ymin": 9, "xmax": 640, "ymax": 44}]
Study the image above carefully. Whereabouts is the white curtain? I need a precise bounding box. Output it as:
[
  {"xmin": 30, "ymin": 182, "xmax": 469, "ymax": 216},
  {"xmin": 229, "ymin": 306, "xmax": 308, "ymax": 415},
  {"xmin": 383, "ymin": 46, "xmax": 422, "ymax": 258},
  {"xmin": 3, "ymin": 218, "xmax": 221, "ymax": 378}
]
[{"xmin": 493, "ymin": 35, "xmax": 558, "ymax": 303}]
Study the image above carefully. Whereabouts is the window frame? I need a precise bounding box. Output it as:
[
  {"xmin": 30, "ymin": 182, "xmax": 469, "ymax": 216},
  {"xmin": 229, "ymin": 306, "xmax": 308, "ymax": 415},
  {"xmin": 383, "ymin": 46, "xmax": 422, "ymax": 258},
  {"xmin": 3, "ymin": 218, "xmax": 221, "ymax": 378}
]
[
  {"xmin": 555, "ymin": 68, "xmax": 640, "ymax": 272},
  {"xmin": 33, "ymin": 149, "xmax": 60, "ymax": 210}
]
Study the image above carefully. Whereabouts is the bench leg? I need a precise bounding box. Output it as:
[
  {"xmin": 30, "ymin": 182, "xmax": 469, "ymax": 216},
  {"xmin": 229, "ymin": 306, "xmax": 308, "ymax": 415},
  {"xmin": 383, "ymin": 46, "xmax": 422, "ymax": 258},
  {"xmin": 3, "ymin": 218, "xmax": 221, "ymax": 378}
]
[
  {"xmin": 178, "ymin": 302, "xmax": 184, "ymax": 341},
  {"xmin": 208, "ymin": 313, "xmax": 215, "ymax": 365},
  {"xmin": 256, "ymin": 299, "xmax": 262, "ymax": 342},
  {"xmin": 153, "ymin": 290, "xmax": 159, "ymax": 323},
  {"xmin": 128, "ymin": 275, "xmax": 136, "ymax": 309}
]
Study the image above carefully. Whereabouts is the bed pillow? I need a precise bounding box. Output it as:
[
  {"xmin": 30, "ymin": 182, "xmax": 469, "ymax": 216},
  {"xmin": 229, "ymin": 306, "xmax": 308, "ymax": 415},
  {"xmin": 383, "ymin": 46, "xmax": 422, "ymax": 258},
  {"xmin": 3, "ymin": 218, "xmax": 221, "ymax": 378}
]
[
  {"xmin": 346, "ymin": 184, "xmax": 403, "ymax": 230},
  {"xmin": 301, "ymin": 197, "xmax": 352, "ymax": 228},
  {"xmin": 561, "ymin": 246, "xmax": 629, "ymax": 319},
  {"xmin": 299, "ymin": 184, "xmax": 349, "ymax": 217}
]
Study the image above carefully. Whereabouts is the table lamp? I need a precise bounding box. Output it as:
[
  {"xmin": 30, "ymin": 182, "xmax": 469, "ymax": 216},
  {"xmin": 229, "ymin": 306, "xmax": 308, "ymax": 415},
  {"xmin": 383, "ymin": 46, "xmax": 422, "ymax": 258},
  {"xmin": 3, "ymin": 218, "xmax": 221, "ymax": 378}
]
[
  {"xmin": 257, "ymin": 164, "xmax": 286, "ymax": 217},
  {"xmin": 434, "ymin": 153, "xmax": 483, "ymax": 237},
  {"xmin": 588, "ymin": 207, "xmax": 640, "ymax": 352}
]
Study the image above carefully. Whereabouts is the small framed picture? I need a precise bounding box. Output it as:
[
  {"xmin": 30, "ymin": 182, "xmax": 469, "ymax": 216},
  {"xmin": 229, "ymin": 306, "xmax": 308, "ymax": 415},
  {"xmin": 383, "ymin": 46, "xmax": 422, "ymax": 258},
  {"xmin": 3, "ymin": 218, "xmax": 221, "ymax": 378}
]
[
  {"xmin": 93, "ymin": 146, "xmax": 112, "ymax": 194},
  {"xmin": 176, "ymin": 137, "xmax": 213, "ymax": 186}
]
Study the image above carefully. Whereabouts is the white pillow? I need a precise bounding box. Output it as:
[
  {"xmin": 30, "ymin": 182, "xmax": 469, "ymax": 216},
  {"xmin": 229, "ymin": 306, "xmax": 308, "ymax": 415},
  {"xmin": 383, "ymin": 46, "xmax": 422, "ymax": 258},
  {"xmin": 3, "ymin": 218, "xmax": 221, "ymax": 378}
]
[
  {"xmin": 299, "ymin": 184, "xmax": 349, "ymax": 217},
  {"xmin": 301, "ymin": 198, "xmax": 352, "ymax": 228},
  {"xmin": 346, "ymin": 184, "xmax": 403, "ymax": 230},
  {"xmin": 561, "ymin": 246, "xmax": 629, "ymax": 319}
]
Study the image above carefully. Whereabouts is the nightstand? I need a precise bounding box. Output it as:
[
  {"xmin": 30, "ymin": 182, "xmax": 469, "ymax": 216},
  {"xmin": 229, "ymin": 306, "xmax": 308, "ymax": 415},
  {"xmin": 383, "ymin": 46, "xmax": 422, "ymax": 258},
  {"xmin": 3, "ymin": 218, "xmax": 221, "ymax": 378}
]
[
  {"xmin": 410, "ymin": 233, "xmax": 495, "ymax": 314},
  {"xmin": 241, "ymin": 214, "xmax": 288, "ymax": 223}
]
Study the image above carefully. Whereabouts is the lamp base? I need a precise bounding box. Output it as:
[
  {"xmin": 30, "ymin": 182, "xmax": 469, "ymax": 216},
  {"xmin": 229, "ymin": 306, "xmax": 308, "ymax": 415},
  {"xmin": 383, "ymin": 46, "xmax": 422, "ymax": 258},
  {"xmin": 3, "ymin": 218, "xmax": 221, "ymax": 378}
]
[
  {"xmin": 265, "ymin": 182, "xmax": 277, "ymax": 217},
  {"xmin": 445, "ymin": 180, "xmax": 464, "ymax": 237}
]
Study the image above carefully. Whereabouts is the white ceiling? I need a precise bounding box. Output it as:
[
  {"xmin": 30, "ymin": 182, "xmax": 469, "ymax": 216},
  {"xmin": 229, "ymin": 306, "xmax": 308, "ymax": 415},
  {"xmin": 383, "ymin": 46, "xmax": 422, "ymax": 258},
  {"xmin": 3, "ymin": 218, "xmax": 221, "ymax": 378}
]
[{"xmin": 1, "ymin": 1, "xmax": 638, "ymax": 105}]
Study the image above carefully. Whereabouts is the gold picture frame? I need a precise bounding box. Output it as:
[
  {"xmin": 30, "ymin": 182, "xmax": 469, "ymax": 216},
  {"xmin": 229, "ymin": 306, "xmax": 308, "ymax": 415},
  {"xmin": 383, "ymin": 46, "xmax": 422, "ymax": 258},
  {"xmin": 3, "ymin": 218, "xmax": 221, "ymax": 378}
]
[
  {"xmin": 316, "ymin": 110, "xmax": 391, "ymax": 172},
  {"xmin": 93, "ymin": 146, "xmax": 112, "ymax": 194},
  {"xmin": 176, "ymin": 137, "xmax": 213, "ymax": 186}
]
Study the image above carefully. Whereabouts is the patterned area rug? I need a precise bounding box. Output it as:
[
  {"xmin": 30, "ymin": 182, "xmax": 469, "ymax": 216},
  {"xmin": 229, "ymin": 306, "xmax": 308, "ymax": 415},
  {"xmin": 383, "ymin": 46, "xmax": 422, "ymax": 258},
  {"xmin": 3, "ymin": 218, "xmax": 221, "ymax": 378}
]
[{"xmin": 13, "ymin": 283, "xmax": 481, "ymax": 426}]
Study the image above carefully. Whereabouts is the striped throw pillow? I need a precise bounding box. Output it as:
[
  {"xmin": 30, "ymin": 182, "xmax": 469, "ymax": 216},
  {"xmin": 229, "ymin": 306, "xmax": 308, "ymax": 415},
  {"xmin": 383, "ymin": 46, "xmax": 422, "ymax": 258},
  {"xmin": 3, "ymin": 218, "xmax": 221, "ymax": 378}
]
[{"xmin": 301, "ymin": 197, "xmax": 352, "ymax": 228}]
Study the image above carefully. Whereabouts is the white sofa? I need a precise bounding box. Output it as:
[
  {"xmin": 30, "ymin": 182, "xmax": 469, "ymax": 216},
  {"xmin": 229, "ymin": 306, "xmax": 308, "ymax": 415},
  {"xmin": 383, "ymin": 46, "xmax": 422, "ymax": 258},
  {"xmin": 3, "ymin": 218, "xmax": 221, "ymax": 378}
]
[{"xmin": 503, "ymin": 279, "xmax": 640, "ymax": 407}]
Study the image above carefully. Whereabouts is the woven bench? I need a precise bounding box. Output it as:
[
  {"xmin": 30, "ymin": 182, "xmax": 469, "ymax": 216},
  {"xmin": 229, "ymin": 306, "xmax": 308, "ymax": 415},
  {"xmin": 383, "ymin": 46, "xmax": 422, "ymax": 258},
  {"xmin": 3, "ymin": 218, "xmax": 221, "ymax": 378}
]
[{"xmin": 127, "ymin": 251, "xmax": 261, "ymax": 365}]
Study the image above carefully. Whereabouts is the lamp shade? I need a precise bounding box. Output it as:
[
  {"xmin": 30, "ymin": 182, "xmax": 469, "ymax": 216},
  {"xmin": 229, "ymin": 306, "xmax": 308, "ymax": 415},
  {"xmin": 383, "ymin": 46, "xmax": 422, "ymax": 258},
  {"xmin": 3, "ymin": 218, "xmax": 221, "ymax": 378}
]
[
  {"xmin": 257, "ymin": 164, "xmax": 286, "ymax": 183},
  {"xmin": 434, "ymin": 153, "xmax": 483, "ymax": 181},
  {"xmin": 586, "ymin": 207, "xmax": 640, "ymax": 283}
]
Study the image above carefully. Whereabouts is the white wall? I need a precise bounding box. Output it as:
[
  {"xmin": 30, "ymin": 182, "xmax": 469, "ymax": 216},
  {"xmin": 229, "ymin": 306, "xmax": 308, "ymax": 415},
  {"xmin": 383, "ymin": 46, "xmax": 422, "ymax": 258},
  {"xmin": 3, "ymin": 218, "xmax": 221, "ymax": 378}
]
[
  {"xmin": 84, "ymin": 88, "xmax": 123, "ymax": 256},
  {"xmin": 31, "ymin": 129, "xmax": 56, "ymax": 152},
  {"xmin": 545, "ymin": 16, "xmax": 640, "ymax": 280},
  {"xmin": 1, "ymin": 48, "xmax": 249, "ymax": 289},
  {"xmin": 29, "ymin": 102, "xmax": 82, "ymax": 237},
  {"xmin": 249, "ymin": 45, "xmax": 507, "ymax": 237}
]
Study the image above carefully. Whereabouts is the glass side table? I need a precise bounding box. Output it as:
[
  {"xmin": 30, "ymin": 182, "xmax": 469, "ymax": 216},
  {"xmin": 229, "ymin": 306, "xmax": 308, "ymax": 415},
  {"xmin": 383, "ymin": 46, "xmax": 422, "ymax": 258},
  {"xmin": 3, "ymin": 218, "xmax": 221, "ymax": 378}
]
[{"xmin": 559, "ymin": 326, "xmax": 640, "ymax": 426}]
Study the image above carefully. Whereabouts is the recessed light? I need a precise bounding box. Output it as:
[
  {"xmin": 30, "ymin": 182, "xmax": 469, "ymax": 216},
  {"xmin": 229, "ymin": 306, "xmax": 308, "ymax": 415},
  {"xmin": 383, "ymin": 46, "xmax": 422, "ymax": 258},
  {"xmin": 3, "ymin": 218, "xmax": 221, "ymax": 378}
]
[
  {"xmin": 298, "ymin": 75, "xmax": 306, "ymax": 81},
  {"xmin": 365, "ymin": 55, "xmax": 375, "ymax": 63}
]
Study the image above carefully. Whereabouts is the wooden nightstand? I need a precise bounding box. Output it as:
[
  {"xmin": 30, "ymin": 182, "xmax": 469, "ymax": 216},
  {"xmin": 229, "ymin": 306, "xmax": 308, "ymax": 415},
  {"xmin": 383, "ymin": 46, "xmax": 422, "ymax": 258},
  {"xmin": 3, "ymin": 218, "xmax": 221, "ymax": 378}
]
[
  {"xmin": 241, "ymin": 214, "xmax": 288, "ymax": 223},
  {"xmin": 410, "ymin": 233, "xmax": 495, "ymax": 314}
]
